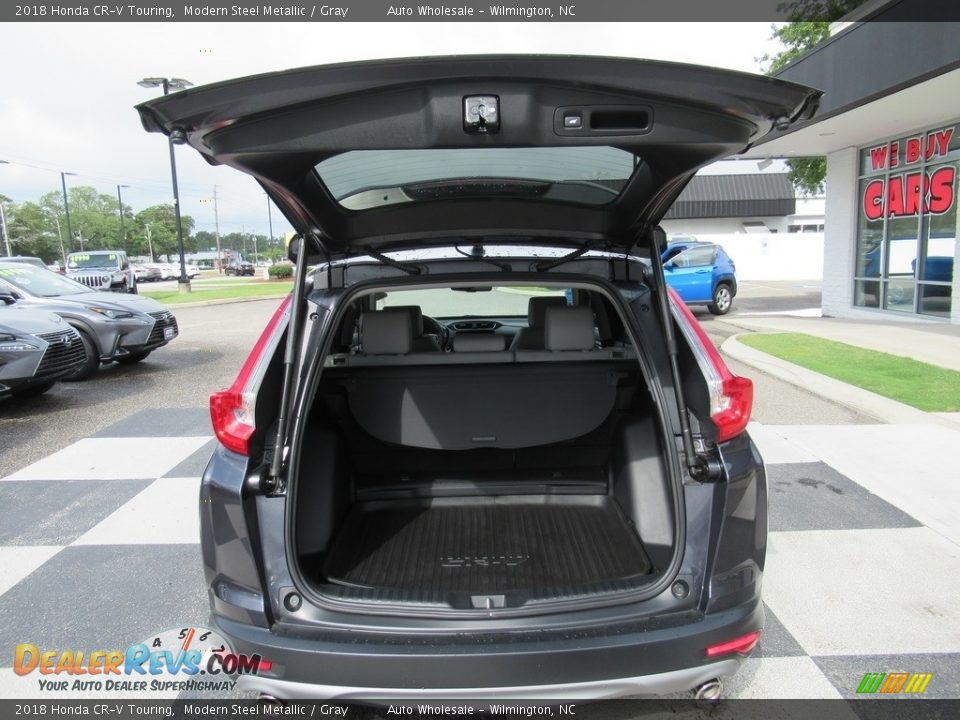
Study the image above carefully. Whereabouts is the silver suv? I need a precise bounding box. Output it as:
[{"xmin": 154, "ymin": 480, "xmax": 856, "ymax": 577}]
[{"xmin": 65, "ymin": 250, "xmax": 137, "ymax": 294}]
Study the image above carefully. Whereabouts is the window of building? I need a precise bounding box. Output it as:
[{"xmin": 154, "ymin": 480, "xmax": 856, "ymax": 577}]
[{"xmin": 854, "ymin": 122, "xmax": 958, "ymax": 318}]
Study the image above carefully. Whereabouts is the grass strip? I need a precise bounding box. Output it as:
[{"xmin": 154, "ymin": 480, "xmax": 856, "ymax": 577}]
[
  {"xmin": 738, "ymin": 332, "xmax": 960, "ymax": 412},
  {"xmin": 141, "ymin": 282, "xmax": 292, "ymax": 305}
]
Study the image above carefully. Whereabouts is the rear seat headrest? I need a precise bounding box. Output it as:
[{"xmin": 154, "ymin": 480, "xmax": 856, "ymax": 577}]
[
  {"xmin": 382, "ymin": 305, "xmax": 424, "ymax": 336},
  {"xmin": 527, "ymin": 296, "xmax": 568, "ymax": 329},
  {"xmin": 453, "ymin": 333, "xmax": 506, "ymax": 352},
  {"xmin": 544, "ymin": 306, "xmax": 595, "ymax": 351},
  {"xmin": 360, "ymin": 311, "xmax": 411, "ymax": 355}
]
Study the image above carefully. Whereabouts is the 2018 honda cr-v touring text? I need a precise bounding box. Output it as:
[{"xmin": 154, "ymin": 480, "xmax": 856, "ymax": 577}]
[{"xmin": 137, "ymin": 56, "xmax": 820, "ymax": 700}]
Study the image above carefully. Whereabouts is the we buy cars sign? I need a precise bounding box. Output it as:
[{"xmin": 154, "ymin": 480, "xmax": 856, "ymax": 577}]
[{"xmin": 862, "ymin": 126, "xmax": 956, "ymax": 221}]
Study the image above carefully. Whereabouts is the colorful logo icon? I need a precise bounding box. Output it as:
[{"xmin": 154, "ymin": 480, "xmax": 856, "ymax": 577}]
[{"xmin": 857, "ymin": 672, "xmax": 933, "ymax": 695}]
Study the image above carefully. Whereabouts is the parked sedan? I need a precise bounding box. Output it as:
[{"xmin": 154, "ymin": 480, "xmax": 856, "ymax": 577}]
[
  {"xmin": 662, "ymin": 241, "xmax": 738, "ymax": 315},
  {"xmin": 0, "ymin": 301, "xmax": 87, "ymax": 398},
  {"xmin": 133, "ymin": 264, "xmax": 163, "ymax": 283},
  {"xmin": 0, "ymin": 262, "xmax": 178, "ymax": 379}
]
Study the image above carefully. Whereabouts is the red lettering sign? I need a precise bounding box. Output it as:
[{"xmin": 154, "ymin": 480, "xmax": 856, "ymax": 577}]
[
  {"xmin": 906, "ymin": 137, "xmax": 922, "ymax": 164},
  {"xmin": 869, "ymin": 145, "xmax": 888, "ymax": 171},
  {"xmin": 929, "ymin": 166, "xmax": 957, "ymax": 215},
  {"xmin": 866, "ymin": 126, "xmax": 955, "ymax": 173},
  {"xmin": 861, "ymin": 167, "xmax": 956, "ymax": 219},
  {"xmin": 863, "ymin": 179, "xmax": 884, "ymax": 220}
]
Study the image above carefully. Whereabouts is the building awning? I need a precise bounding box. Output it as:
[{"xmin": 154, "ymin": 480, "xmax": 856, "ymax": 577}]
[
  {"xmin": 664, "ymin": 173, "xmax": 795, "ymax": 219},
  {"xmin": 741, "ymin": 1, "xmax": 960, "ymax": 159}
]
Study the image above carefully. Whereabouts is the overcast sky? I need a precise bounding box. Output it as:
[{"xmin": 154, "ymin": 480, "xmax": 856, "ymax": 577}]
[{"xmin": 0, "ymin": 22, "xmax": 783, "ymax": 238}]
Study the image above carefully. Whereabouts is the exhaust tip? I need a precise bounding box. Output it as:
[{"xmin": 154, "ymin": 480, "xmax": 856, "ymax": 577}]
[
  {"xmin": 694, "ymin": 678, "xmax": 723, "ymax": 701},
  {"xmin": 258, "ymin": 694, "xmax": 285, "ymax": 705}
]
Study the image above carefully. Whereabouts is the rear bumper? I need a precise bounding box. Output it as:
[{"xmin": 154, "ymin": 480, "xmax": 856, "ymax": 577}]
[
  {"xmin": 214, "ymin": 597, "xmax": 762, "ymax": 699},
  {"xmin": 237, "ymin": 660, "xmax": 742, "ymax": 700}
]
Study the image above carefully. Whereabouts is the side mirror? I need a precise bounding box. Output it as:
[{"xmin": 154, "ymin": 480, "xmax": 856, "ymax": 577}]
[
  {"xmin": 664, "ymin": 261, "xmax": 675, "ymax": 271},
  {"xmin": 287, "ymin": 234, "xmax": 323, "ymax": 265},
  {"xmin": 0, "ymin": 292, "xmax": 17, "ymax": 305}
]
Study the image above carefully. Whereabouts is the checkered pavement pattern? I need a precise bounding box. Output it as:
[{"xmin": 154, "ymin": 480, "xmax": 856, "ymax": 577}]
[{"xmin": 1, "ymin": 409, "xmax": 959, "ymax": 699}]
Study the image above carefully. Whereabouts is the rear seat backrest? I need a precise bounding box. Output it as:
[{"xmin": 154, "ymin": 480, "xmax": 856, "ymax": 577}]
[
  {"xmin": 382, "ymin": 305, "xmax": 441, "ymax": 352},
  {"xmin": 360, "ymin": 311, "xmax": 412, "ymax": 355},
  {"xmin": 510, "ymin": 296, "xmax": 568, "ymax": 350},
  {"xmin": 544, "ymin": 305, "xmax": 596, "ymax": 351}
]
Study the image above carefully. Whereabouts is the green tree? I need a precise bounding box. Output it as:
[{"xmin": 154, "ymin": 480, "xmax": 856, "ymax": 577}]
[
  {"xmin": 758, "ymin": 1, "xmax": 869, "ymax": 196},
  {"xmin": 3, "ymin": 199, "xmax": 66, "ymax": 262},
  {"xmin": 131, "ymin": 204, "xmax": 195, "ymax": 261},
  {"xmin": 61, "ymin": 186, "xmax": 127, "ymax": 250}
]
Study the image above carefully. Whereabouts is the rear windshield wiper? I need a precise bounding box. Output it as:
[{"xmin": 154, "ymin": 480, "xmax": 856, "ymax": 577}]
[
  {"xmin": 366, "ymin": 249, "xmax": 422, "ymax": 275},
  {"xmin": 532, "ymin": 244, "xmax": 594, "ymax": 272}
]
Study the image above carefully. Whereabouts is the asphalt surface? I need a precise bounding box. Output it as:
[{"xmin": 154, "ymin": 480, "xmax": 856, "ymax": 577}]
[{"xmin": 0, "ymin": 298, "xmax": 282, "ymax": 478}]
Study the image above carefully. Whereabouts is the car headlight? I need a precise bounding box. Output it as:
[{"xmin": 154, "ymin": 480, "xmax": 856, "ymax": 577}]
[
  {"xmin": 89, "ymin": 306, "xmax": 135, "ymax": 320},
  {"xmin": 0, "ymin": 334, "xmax": 39, "ymax": 351}
]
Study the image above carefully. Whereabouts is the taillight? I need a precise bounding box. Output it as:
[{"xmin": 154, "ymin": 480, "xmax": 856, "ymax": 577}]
[
  {"xmin": 210, "ymin": 295, "xmax": 291, "ymax": 456},
  {"xmin": 705, "ymin": 630, "xmax": 760, "ymax": 658},
  {"xmin": 668, "ymin": 287, "xmax": 753, "ymax": 443}
]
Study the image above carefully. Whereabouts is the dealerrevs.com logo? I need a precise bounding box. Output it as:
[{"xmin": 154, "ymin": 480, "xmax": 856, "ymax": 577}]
[{"xmin": 14, "ymin": 627, "xmax": 271, "ymax": 693}]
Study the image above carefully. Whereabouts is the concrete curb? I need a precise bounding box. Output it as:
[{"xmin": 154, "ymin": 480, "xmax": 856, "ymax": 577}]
[{"xmin": 721, "ymin": 333, "xmax": 960, "ymax": 432}]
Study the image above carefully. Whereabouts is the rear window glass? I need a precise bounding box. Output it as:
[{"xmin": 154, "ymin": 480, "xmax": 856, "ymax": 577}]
[
  {"xmin": 67, "ymin": 253, "xmax": 121, "ymax": 269},
  {"xmin": 316, "ymin": 147, "xmax": 637, "ymax": 210},
  {"xmin": 377, "ymin": 287, "xmax": 568, "ymax": 318},
  {"xmin": 672, "ymin": 246, "xmax": 716, "ymax": 267}
]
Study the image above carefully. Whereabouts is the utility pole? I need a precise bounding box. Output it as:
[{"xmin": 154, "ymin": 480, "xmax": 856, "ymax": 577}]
[
  {"xmin": 52, "ymin": 214, "xmax": 66, "ymax": 267},
  {"xmin": 241, "ymin": 225, "xmax": 247, "ymax": 259},
  {"xmin": 145, "ymin": 223, "xmax": 154, "ymax": 262},
  {"xmin": 0, "ymin": 202, "xmax": 8, "ymax": 257}
]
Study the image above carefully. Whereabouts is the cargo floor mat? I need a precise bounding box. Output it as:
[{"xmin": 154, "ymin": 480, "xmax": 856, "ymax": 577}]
[{"xmin": 323, "ymin": 495, "xmax": 652, "ymax": 594}]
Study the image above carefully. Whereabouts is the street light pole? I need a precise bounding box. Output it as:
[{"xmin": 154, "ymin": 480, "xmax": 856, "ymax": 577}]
[
  {"xmin": 138, "ymin": 76, "xmax": 193, "ymax": 293},
  {"xmin": 0, "ymin": 202, "xmax": 8, "ymax": 257},
  {"xmin": 0, "ymin": 159, "xmax": 9, "ymax": 257},
  {"xmin": 116, "ymin": 184, "xmax": 131, "ymax": 249},
  {"xmin": 60, "ymin": 171, "xmax": 75, "ymax": 250},
  {"xmin": 266, "ymin": 194, "xmax": 275, "ymax": 247}
]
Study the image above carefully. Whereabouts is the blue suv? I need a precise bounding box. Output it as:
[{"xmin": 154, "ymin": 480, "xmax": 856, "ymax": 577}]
[{"xmin": 662, "ymin": 241, "xmax": 738, "ymax": 315}]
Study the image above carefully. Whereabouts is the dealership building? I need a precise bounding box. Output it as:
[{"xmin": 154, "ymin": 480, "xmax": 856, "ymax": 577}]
[{"xmin": 744, "ymin": 0, "xmax": 960, "ymax": 323}]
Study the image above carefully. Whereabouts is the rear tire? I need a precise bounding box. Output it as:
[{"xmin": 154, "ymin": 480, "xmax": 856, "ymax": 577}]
[
  {"xmin": 115, "ymin": 350, "xmax": 151, "ymax": 365},
  {"xmin": 62, "ymin": 329, "xmax": 100, "ymax": 381},
  {"xmin": 708, "ymin": 283, "xmax": 733, "ymax": 315}
]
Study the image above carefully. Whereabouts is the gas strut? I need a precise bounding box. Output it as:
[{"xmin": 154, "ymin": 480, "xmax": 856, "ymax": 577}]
[
  {"xmin": 645, "ymin": 226, "xmax": 711, "ymax": 482},
  {"xmin": 268, "ymin": 233, "xmax": 313, "ymax": 487}
]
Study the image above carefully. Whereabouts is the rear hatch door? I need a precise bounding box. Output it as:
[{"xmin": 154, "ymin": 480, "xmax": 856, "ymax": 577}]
[{"xmin": 136, "ymin": 55, "xmax": 820, "ymax": 257}]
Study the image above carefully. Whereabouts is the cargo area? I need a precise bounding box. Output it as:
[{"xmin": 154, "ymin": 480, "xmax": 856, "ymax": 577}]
[
  {"xmin": 290, "ymin": 294, "xmax": 679, "ymax": 611},
  {"xmin": 324, "ymin": 496, "xmax": 653, "ymax": 598}
]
